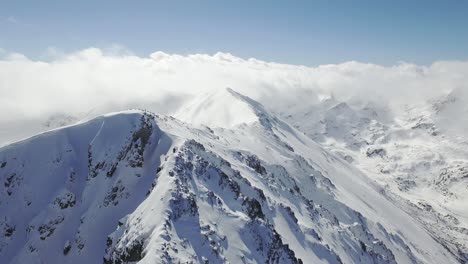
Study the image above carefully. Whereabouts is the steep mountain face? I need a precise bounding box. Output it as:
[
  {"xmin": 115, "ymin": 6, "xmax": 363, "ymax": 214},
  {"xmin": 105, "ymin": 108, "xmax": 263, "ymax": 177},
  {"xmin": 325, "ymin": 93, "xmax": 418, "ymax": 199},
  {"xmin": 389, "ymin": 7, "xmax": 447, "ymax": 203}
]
[{"xmin": 0, "ymin": 90, "xmax": 462, "ymax": 263}]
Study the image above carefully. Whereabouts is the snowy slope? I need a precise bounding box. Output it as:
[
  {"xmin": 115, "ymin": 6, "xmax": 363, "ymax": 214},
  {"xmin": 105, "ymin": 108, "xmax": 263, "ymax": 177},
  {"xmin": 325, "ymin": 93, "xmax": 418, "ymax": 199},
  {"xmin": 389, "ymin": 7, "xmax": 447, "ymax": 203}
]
[
  {"xmin": 174, "ymin": 88, "xmax": 260, "ymax": 128},
  {"xmin": 0, "ymin": 90, "xmax": 462, "ymax": 263},
  {"xmin": 0, "ymin": 111, "xmax": 95, "ymax": 148},
  {"xmin": 279, "ymin": 88, "xmax": 468, "ymax": 262}
]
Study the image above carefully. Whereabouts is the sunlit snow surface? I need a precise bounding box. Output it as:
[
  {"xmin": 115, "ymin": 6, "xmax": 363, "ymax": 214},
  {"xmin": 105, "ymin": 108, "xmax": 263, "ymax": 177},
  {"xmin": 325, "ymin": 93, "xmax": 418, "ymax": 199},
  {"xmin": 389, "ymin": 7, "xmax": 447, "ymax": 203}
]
[{"xmin": 0, "ymin": 89, "xmax": 466, "ymax": 263}]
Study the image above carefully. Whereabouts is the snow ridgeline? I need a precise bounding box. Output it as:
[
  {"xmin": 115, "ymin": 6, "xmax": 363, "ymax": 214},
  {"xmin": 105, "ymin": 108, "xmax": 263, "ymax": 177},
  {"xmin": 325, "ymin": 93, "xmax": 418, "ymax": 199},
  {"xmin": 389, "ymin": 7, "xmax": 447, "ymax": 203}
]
[{"xmin": 0, "ymin": 90, "xmax": 462, "ymax": 263}]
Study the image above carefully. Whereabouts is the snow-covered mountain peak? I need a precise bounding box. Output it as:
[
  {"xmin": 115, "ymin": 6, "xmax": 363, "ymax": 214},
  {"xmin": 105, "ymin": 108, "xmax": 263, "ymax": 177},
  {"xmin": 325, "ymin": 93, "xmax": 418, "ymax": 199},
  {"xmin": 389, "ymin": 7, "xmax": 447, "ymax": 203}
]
[
  {"xmin": 174, "ymin": 87, "xmax": 268, "ymax": 128},
  {"xmin": 0, "ymin": 106, "xmax": 462, "ymax": 263}
]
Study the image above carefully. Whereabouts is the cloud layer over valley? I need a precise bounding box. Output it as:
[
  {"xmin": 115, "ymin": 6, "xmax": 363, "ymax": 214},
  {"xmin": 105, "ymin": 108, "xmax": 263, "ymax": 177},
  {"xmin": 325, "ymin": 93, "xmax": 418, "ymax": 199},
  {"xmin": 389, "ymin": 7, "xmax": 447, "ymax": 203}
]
[{"xmin": 0, "ymin": 48, "xmax": 467, "ymax": 144}]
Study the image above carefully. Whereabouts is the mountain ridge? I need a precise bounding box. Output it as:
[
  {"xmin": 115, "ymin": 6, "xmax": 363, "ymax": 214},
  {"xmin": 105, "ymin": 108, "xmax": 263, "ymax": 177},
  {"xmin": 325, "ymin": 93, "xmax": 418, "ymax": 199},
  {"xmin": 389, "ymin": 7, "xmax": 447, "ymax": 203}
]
[{"xmin": 0, "ymin": 91, "xmax": 462, "ymax": 263}]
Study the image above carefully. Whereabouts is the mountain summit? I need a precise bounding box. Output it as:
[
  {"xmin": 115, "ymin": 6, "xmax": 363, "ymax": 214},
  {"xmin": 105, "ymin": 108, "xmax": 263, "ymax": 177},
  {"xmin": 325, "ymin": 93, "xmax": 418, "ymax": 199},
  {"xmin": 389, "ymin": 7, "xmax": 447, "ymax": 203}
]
[{"xmin": 174, "ymin": 88, "xmax": 263, "ymax": 128}]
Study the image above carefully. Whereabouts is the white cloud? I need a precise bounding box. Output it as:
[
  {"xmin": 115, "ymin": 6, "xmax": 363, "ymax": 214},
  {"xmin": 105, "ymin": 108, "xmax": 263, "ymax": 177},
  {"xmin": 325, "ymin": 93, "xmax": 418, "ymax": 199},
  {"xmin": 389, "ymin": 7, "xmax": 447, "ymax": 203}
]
[
  {"xmin": 6, "ymin": 16, "xmax": 18, "ymax": 24},
  {"xmin": 0, "ymin": 15, "xmax": 34, "ymax": 27},
  {"xmin": 0, "ymin": 48, "xmax": 467, "ymax": 137}
]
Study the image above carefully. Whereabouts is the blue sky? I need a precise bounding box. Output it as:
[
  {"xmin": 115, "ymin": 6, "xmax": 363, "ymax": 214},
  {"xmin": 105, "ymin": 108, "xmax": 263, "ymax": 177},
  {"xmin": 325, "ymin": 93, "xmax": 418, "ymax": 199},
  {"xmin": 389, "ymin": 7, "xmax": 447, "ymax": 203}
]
[{"xmin": 1, "ymin": 0, "xmax": 467, "ymax": 65}]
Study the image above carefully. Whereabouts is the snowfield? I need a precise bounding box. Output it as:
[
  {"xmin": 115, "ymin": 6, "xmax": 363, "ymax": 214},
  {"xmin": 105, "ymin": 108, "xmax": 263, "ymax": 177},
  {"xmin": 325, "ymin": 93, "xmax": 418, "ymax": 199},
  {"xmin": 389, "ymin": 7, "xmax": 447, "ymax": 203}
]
[{"xmin": 0, "ymin": 88, "xmax": 466, "ymax": 263}]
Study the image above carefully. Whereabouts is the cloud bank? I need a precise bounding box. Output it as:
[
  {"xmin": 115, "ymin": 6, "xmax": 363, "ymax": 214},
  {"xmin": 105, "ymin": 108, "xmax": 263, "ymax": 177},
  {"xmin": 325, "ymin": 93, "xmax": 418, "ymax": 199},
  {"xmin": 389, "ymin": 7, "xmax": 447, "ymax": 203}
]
[{"xmin": 0, "ymin": 47, "xmax": 467, "ymax": 144}]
